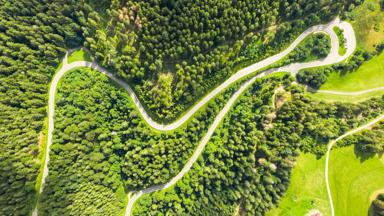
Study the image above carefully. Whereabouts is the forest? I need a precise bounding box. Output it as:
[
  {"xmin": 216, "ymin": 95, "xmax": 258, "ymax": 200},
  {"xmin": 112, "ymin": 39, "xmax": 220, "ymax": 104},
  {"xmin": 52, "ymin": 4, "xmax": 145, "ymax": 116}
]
[
  {"xmin": 0, "ymin": 0, "xmax": 374, "ymax": 215},
  {"xmin": 132, "ymin": 75, "xmax": 384, "ymax": 215},
  {"xmin": 38, "ymin": 68, "xmax": 243, "ymax": 214},
  {"xmin": 0, "ymin": 0, "xmax": 83, "ymax": 214},
  {"xmin": 82, "ymin": 0, "xmax": 361, "ymax": 121},
  {"xmin": 268, "ymin": 32, "xmax": 331, "ymax": 69},
  {"xmin": 337, "ymin": 121, "xmax": 384, "ymax": 155}
]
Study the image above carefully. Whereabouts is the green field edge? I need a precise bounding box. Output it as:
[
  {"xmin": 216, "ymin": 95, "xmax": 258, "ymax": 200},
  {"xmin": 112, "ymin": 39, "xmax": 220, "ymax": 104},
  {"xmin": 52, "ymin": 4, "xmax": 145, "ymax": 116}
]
[
  {"xmin": 307, "ymin": 89, "xmax": 384, "ymax": 103},
  {"xmin": 268, "ymin": 116, "xmax": 384, "ymax": 216}
]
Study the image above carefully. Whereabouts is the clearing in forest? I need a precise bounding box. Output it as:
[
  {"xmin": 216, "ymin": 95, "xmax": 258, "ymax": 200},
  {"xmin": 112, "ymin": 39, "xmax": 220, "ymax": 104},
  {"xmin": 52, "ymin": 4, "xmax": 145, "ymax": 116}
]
[{"xmin": 268, "ymin": 145, "xmax": 384, "ymax": 216}]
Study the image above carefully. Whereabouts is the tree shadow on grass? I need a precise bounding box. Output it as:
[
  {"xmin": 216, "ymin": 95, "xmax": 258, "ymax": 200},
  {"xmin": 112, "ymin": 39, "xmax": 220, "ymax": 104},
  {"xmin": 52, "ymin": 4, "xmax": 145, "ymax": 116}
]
[
  {"xmin": 368, "ymin": 196, "xmax": 384, "ymax": 216},
  {"xmin": 353, "ymin": 144, "xmax": 383, "ymax": 163}
]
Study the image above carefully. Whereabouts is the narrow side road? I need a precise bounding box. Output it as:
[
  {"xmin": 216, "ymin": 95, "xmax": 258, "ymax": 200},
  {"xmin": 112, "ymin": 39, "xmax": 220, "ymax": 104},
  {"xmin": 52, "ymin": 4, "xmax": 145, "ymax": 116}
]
[
  {"xmin": 325, "ymin": 114, "xmax": 384, "ymax": 216},
  {"xmin": 307, "ymin": 86, "xmax": 384, "ymax": 95},
  {"xmin": 313, "ymin": 87, "xmax": 384, "ymax": 95}
]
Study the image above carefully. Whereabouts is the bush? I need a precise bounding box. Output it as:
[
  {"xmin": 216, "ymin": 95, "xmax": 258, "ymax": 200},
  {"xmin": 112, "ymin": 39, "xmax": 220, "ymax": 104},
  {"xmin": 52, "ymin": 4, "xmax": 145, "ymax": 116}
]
[
  {"xmin": 296, "ymin": 69, "xmax": 329, "ymax": 89},
  {"xmin": 372, "ymin": 193, "xmax": 384, "ymax": 216}
]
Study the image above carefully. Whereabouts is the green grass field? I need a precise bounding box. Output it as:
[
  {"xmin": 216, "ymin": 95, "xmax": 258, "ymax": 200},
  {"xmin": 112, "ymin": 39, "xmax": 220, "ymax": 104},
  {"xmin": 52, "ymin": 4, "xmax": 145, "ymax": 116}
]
[
  {"xmin": 266, "ymin": 153, "xmax": 330, "ymax": 216},
  {"xmin": 348, "ymin": 0, "xmax": 384, "ymax": 51},
  {"xmin": 268, "ymin": 145, "xmax": 384, "ymax": 216},
  {"xmin": 319, "ymin": 52, "xmax": 384, "ymax": 92},
  {"xmin": 309, "ymin": 0, "xmax": 384, "ymax": 102},
  {"xmin": 329, "ymin": 145, "xmax": 384, "ymax": 216},
  {"xmin": 68, "ymin": 48, "xmax": 92, "ymax": 63},
  {"xmin": 309, "ymin": 50, "xmax": 384, "ymax": 102}
]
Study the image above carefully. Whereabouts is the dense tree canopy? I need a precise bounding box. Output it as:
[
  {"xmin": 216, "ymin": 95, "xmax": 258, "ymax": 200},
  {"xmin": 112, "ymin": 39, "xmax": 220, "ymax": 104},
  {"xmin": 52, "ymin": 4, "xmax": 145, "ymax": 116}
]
[
  {"xmin": 38, "ymin": 68, "xmax": 241, "ymax": 214},
  {"xmin": 0, "ymin": 0, "xmax": 82, "ymax": 214},
  {"xmin": 270, "ymin": 32, "xmax": 331, "ymax": 69},
  {"xmin": 0, "ymin": 0, "xmax": 375, "ymax": 215},
  {"xmin": 133, "ymin": 75, "xmax": 384, "ymax": 215},
  {"xmin": 82, "ymin": 0, "xmax": 361, "ymax": 120}
]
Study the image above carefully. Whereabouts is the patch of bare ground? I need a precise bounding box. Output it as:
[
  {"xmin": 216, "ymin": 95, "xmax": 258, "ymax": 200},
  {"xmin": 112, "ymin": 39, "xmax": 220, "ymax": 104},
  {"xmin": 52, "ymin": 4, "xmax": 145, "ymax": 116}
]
[
  {"xmin": 306, "ymin": 209, "xmax": 323, "ymax": 216},
  {"xmin": 274, "ymin": 86, "xmax": 289, "ymax": 110},
  {"xmin": 264, "ymin": 86, "xmax": 291, "ymax": 129},
  {"xmin": 233, "ymin": 200, "xmax": 244, "ymax": 216}
]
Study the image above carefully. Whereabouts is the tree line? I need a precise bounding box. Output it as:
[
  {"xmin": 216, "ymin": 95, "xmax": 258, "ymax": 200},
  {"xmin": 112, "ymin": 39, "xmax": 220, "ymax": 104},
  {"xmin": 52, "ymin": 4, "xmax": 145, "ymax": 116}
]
[
  {"xmin": 297, "ymin": 48, "xmax": 374, "ymax": 88},
  {"xmin": 337, "ymin": 120, "xmax": 384, "ymax": 156}
]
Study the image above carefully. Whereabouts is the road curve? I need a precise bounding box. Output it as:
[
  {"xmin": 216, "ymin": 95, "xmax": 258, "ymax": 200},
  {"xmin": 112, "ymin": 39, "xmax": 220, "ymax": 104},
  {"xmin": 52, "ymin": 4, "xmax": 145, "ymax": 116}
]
[
  {"xmin": 125, "ymin": 17, "xmax": 357, "ymax": 216},
  {"xmin": 325, "ymin": 114, "xmax": 384, "ymax": 216},
  {"xmin": 52, "ymin": 17, "xmax": 353, "ymax": 133},
  {"xmin": 34, "ymin": 17, "xmax": 357, "ymax": 216}
]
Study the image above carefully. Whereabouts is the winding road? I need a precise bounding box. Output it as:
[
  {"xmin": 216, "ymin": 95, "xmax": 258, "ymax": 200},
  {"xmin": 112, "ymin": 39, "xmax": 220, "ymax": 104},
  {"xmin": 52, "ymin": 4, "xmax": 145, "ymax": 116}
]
[
  {"xmin": 124, "ymin": 17, "xmax": 357, "ymax": 216},
  {"xmin": 33, "ymin": 17, "xmax": 366, "ymax": 216},
  {"xmin": 325, "ymin": 114, "xmax": 384, "ymax": 216}
]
